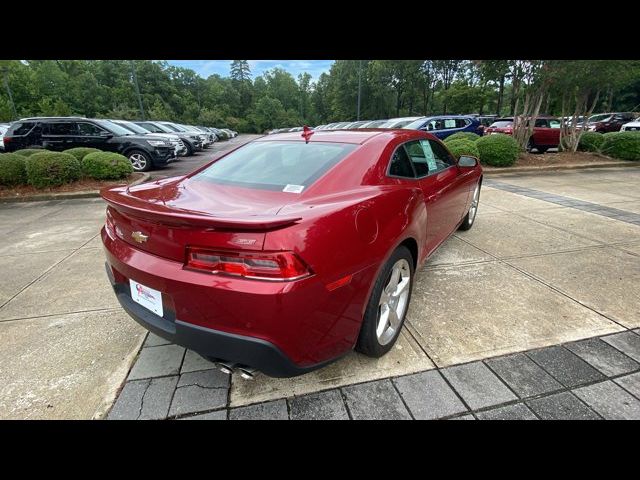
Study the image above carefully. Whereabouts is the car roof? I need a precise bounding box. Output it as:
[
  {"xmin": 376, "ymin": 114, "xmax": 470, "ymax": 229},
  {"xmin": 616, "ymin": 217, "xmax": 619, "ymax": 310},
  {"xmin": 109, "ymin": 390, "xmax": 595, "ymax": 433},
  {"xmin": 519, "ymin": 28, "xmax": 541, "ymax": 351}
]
[
  {"xmin": 256, "ymin": 128, "xmax": 428, "ymax": 145},
  {"xmin": 18, "ymin": 116, "xmax": 91, "ymax": 121}
]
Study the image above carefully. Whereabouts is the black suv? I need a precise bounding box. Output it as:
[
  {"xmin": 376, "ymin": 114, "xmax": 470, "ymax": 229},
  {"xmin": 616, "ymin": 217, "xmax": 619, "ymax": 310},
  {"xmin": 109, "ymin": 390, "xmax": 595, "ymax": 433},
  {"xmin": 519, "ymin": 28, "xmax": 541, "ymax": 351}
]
[{"xmin": 2, "ymin": 117, "xmax": 175, "ymax": 172}]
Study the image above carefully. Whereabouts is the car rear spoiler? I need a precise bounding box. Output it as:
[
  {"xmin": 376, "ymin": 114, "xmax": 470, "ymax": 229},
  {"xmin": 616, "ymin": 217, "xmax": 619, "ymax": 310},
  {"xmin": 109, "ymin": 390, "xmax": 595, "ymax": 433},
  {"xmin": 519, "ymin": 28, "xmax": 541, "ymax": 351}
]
[{"xmin": 100, "ymin": 187, "xmax": 302, "ymax": 231}]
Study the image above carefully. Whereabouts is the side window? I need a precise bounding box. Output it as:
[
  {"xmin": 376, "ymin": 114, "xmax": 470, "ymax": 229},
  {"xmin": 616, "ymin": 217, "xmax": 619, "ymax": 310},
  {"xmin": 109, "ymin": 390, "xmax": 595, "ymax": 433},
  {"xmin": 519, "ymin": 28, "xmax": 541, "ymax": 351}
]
[
  {"xmin": 535, "ymin": 119, "xmax": 549, "ymax": 128},
  {"xmin": 428, "ymin": 140, "xmax": 456, "ymax": 173},
  {"xmin": 549, "ymin": 119, "xmax": 561, "ymax": 128},
  {"xmin": 77, "ymin": 122, "xmax": 106, "ymax": 136},
  {"xmin": 45, "ymin": 122, "xmax": 77, "ymax": 135},
  {"xmin": 11, "ymin": 122, "xmax": 36, "ymax": 136},
  {"xmin": 456, "ymin": 118, "xmax": 469, "ymax": 128},
  {"xmin": 388, "ymin": 145, "xmax": 415, "ymax": 178},
  {"xmin": 404, "ymin": 141, "xmax": 429, "ymax": 177}
]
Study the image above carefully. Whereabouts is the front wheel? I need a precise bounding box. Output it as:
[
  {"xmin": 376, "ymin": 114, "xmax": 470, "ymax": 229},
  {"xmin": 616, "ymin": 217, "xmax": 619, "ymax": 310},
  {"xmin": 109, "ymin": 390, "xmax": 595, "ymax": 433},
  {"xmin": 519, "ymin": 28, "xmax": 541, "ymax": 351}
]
[
  {"xmin": 356, "ymin": 245, "xmax": 414, "ymax": 357},
  {"xmin": 459, "ymin": 181, "xmax": 481, "ymax": 231},
  {"xmin": 127, "ymin": 150, "xmax": 152, "ymax": 172}
]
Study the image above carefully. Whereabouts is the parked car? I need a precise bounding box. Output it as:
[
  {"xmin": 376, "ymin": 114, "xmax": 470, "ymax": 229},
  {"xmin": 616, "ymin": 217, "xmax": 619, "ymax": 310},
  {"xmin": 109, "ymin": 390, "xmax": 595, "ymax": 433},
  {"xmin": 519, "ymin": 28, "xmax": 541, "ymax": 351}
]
[
  {"xmin": 621, "ymin": 117, "xmax": 640, "ymax": 132},
  {"xmin": 484, "ymin": 116, "xmax": 561, "ymax": 153},
  {"xmin": 134, "ymin": 121, "xmax": 201, "ymax": 156},
  {"xmin": 2, "ymin": 117, "xmax": 175, "ymax": 171},
  {"xmin": 157, "ymin": 121, "xmax": 211, "ymax": 148},
  {"xmin": 403, "ymin": 115, "xmax": 482, "ymax": 139},
  {"xmin": 379, "ymin": 117, "xmax": 423, "ymax": 129},
  {"xmin": 358, "ymin": 120, "xmax": 389, "ymax": 128},
  {"xmin": 100, "ymin": 128, "xmax": 482, "ymax": 378},
  {"xmin": 211, "ymin": 128, "xmax": 230, "ymax": 140},
  {"xmin": 110, "ymin": 119, "xmax": 187, "ymax": 157},
  {"xmin": 0, "ymin": 123, "xmax": 10, "ymax": 151},
  {"xmin": 342, "ymin": 120, "xmax": 369, "ymax": 129},
  {"xmin": 581, "ymin": 112, "xmax": 637, "ymax": 133}
]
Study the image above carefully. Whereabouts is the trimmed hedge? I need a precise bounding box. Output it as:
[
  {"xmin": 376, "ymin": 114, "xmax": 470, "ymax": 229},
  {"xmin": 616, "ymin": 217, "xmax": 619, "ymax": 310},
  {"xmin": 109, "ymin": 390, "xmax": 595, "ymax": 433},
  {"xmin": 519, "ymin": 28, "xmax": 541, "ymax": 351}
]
[
  {"xmin": 577, "ymin": 132, "xmax": 604, "ymax": 152},
  {"xmin": 599, "ymin": 132, "xmax": 640, "ymax": 161},
  {"xmin": 444, "ymin": 132, "xmax": 480, "ymax": 144},
  {"xmin": 13, "ymin": 148, "xmax": 45, "ymax": 157},
  {"xmin": 81, "ymin": 152, "xmax": 133, "ymax": 180},
  {"xmin": 445, "ymin": 139, "xmax": 480, "ymax": 160},
  {"xmin": 63, "ymin": 147, "xmax": 102, "ymax": 162},
  {"xmin": 25, "ymin": 151, "xmax": 81, "ymax": 188},
  {"xmin": 0, "ymin": 153, "xmax": 28, "ymax": 186},
  {"xmin": 475, "ymin": 133, "xmax": 520, "ymax": 167}
]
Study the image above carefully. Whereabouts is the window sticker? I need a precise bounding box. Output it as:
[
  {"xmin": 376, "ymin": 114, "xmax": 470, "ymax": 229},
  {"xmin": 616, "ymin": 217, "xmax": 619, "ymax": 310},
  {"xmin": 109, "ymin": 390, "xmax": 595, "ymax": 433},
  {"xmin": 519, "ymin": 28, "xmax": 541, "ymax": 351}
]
[
  {"xmin": 444, "ymin": 119, "xmax": 456, "ymax": 129},
  {"xmin": 420, "ymin": 140, "xmax": 438, "ymax": 172},
  {"xmin": 283, "ymin": 184, "xmax": 305, "ymax": 193}
]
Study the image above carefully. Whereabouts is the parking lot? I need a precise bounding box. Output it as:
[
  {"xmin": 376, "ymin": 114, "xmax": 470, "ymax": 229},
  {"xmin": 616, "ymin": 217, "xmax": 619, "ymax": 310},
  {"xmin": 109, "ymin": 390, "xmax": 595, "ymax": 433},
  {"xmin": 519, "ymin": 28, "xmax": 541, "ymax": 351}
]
[{"xmin": 1, "ymin": 164, "xmax": 639, "ymax": 419}]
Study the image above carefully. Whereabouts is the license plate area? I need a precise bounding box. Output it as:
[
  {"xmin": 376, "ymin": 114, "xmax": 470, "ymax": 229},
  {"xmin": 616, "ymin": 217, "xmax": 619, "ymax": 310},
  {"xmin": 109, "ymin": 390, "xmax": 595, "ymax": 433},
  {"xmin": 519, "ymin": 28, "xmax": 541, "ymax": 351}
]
[{"xmin": 129, "ymin": 279, "xmax": 164, "ymax": 317}]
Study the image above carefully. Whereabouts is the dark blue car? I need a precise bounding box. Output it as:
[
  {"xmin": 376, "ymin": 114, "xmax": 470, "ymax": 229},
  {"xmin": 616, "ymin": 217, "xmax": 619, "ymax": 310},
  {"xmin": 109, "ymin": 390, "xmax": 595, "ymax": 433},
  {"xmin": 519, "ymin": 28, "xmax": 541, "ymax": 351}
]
[{"xmin": 403, "ymin": 115, "xmax": 482, "ymax": 139}]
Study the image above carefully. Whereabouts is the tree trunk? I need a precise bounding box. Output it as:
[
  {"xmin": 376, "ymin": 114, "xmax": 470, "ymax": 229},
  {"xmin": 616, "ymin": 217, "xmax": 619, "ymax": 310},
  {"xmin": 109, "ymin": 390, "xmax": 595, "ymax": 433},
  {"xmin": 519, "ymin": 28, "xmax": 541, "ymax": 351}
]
[{"xmin": 496, "ymin": 74, "xmax": 505, "ymax": 115}]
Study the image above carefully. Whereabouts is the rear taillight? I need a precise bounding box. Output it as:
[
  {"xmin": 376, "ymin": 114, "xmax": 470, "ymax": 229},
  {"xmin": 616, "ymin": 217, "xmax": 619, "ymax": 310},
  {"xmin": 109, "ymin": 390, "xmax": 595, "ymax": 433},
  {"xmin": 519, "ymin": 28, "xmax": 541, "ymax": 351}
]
[
  {"xmin": 3, "ymin": 137, "xmax": 10, "ymax": 145},
  {"xmin": 186, "ymin": 247, "xmax": 312, "ymax": 281}
]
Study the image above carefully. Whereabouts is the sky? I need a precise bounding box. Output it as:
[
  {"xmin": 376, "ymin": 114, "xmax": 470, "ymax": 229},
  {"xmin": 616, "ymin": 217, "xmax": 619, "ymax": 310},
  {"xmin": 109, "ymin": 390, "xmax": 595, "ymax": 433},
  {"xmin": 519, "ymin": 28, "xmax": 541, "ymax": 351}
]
[{"xmin": 166, "ymin": 60, "xmax": 333, "ymax": 81}]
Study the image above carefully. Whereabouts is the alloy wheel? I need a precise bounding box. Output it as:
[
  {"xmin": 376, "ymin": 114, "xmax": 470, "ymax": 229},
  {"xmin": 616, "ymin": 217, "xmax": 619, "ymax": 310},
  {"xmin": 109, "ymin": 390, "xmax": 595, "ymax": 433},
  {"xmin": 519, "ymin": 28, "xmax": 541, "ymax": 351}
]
[
  {"xmin": 376, "ymin": 258, "xmax": 411, "ymax": 345},
  {"xmin": 468, "ymin": 184, "xmax": 480, "ymax": 224},
  {"xmin": 129, "ymin": 153, "xmax": 147, "ymax": 171}
]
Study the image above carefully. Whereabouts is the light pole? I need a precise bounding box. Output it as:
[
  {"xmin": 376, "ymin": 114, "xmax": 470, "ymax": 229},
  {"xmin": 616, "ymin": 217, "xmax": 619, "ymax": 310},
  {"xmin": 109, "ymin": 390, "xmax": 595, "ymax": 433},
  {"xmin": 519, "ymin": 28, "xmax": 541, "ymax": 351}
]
[
  {"xmin": 130, "ymin": 61, "xmax": 146, "ymax": 120},
  {"xmin": 2, "ymin": 66, "xmax": 18, "ymax": 119},
  {"xmin": 356, "ymin": 60, "xmax": 362, "ymax": 121}
]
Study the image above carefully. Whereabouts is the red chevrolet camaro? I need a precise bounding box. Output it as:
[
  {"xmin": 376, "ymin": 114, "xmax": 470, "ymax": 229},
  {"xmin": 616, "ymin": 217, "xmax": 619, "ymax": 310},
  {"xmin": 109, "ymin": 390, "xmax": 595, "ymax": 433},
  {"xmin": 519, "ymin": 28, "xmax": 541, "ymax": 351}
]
[{"xmin": 101, "ymin": 128, "xmax": 483, "ymax": 377}]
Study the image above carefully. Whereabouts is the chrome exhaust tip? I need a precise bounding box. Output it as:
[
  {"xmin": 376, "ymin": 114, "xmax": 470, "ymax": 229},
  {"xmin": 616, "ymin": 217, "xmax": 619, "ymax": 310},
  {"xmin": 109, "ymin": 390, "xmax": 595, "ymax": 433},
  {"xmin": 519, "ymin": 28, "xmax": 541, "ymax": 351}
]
[
  {"xmin": 216, "ymin": 362, "xmax": 237, "ymax": 375},
  {"xmin": 238, "ymin": 367, "xmax": 257, "ymax": 380}
]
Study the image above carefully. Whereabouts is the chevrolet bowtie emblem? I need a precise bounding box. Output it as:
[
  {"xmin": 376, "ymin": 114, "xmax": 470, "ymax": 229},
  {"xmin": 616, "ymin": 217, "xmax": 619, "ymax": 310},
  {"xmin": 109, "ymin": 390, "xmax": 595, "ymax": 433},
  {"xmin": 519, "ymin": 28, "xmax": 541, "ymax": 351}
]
[{"xmin": 131, "ymin": 231, "xmax": 148, "ymax": 243}]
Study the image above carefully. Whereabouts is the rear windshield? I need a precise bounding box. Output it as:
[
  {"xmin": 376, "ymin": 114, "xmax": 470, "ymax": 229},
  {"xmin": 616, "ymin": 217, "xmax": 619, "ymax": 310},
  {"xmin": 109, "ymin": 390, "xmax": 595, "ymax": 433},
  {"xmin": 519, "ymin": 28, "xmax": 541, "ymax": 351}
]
[
  {"xmin": 490, "ymin": 121, "xmax": 513, "ymax": 128},
  {"xmin": 194, "ymin": 141, "xmax": 356, "ymax": 192}
]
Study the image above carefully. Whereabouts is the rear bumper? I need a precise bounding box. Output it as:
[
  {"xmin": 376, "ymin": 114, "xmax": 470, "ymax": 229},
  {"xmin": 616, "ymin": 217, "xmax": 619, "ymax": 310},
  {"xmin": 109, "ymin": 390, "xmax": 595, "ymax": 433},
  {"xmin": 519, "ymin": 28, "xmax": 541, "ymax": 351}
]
[
  {"xmin": 101, "ymin": 227, "xmax": 362, "ymax": 377},
  {"xmin": 106, "ymin": 263, "xmax": 333, "ymax": 377}
]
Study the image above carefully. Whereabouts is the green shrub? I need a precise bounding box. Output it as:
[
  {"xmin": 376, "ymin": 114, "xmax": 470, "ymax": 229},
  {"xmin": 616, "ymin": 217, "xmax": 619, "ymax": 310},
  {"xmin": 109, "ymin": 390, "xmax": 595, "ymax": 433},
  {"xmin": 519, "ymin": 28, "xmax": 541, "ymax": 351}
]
[
  {"xmin": 445, "ymin": 139, "xmax": 480, "ymax": 160},
  {"xmin": 13, "ymin": 148, "xmax": 45, "ymax": 157},
  {"xmin": 81, "ymin": 152, "xmax": 133, "ymax": 180},
  {"xmin": 577, "ymin": 132, "xmax": 604, "ymax": 152},
  {"xmin": 25, "ymin": 152, "xmax": 81, "ymax": 188},
  {"xmin": 63, "ymin": 147, "xmax": 102, "ymax": 162},
  {"xmin": 599, "ymin": 132, "xmax": 640, "ymax": 161},
  {"xmin": 475, "ymin": 133, "xmax": 520, "ymax": 167},
  {"xmin": 0, "ymin": 153, "xmax": 28, "ymax": 186},
  {"xmin": 444, "ymin": 132, "xmax": 480, "ymax": 144}
]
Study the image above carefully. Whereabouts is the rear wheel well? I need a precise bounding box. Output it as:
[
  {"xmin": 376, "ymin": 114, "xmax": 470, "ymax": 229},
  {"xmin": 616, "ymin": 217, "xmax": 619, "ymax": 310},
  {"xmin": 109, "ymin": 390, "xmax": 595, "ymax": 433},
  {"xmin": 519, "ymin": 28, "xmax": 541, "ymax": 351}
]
[{"xmin": 399, "ymin": 237, "xmax": 418, "ymax": 270}]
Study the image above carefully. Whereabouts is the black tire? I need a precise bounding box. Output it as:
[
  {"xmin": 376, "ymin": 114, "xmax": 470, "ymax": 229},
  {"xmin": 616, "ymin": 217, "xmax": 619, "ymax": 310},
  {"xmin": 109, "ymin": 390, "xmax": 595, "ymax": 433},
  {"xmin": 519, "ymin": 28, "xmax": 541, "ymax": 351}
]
[
  {"xmin": 127, "ymin": 149, "xmax": 152, "ymax": 172},
  {"xmin": 537, "ymin": 146, "xmax": 548, "ymax": 153},
  {"xmin": 183, "ymin": 142, "xmax": 194, "ymax": 156},
  {"xmin": 526, "ymin": 138, "xmax": 535, "ymax": 153},
  {"xmin": 459, "ymin": 180, "xmax": 481, "ymax": 231},
  {"xmin": 355, "ymin": 245, "xmax": 414, "ymax": 358}
]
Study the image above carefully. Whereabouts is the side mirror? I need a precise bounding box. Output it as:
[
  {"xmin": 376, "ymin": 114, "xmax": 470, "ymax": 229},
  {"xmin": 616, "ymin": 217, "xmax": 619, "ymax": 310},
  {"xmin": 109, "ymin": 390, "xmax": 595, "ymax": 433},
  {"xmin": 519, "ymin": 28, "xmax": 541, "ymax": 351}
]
[{"xmin": 458, "ymin": 155, "xmax": 478, "ymax": 168}]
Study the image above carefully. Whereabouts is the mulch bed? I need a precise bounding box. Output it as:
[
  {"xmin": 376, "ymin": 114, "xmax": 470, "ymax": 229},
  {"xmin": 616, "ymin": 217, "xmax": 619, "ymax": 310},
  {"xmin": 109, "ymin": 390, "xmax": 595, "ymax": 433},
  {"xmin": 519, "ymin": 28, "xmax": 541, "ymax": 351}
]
[{"xmin": 0, "ymin": 173, "xmax": 144, "ymax": 199}]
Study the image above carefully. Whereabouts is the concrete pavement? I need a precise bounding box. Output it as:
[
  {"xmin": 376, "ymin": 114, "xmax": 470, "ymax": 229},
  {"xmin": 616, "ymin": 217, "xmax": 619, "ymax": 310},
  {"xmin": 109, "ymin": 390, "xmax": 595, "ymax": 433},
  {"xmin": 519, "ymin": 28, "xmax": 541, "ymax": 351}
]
[{"xmin": 1, "ymin": 165, "xmax": 639, "ymax": 419}]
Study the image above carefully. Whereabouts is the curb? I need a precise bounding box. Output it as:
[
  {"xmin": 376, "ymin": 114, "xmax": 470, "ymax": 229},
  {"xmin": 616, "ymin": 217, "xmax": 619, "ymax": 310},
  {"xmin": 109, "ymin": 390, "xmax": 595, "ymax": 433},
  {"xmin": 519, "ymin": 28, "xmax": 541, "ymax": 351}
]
[
  {"xmin": 484, "ymin": 161, "xmax": 640, "ymax": 175},
  {"xmin": 0, "ymin": 173, "xmax": 151, "ymax": 204}
]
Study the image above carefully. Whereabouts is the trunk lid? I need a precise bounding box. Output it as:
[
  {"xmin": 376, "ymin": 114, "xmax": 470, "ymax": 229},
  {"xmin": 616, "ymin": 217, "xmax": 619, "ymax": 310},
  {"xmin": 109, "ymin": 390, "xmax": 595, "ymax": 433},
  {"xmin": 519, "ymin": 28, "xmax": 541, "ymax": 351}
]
[{"xmin": 102, "ymin": 176, "xmax": 302, "ymax": 262}]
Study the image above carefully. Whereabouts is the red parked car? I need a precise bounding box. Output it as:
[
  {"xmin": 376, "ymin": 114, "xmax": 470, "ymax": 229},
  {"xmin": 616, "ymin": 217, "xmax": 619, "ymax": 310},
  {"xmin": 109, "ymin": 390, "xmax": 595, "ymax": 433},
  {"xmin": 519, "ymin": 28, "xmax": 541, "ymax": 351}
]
[
  {"xmin": 581, "ymin": 112, "xmax": 637, "ymax": 133},
  {"xmin": 101, "ymin": 129, "xmax": 483, "ymax": 377},
  {"xmin": 484, "ymin": 116, "xmax": 562, "ymax": 153}
]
